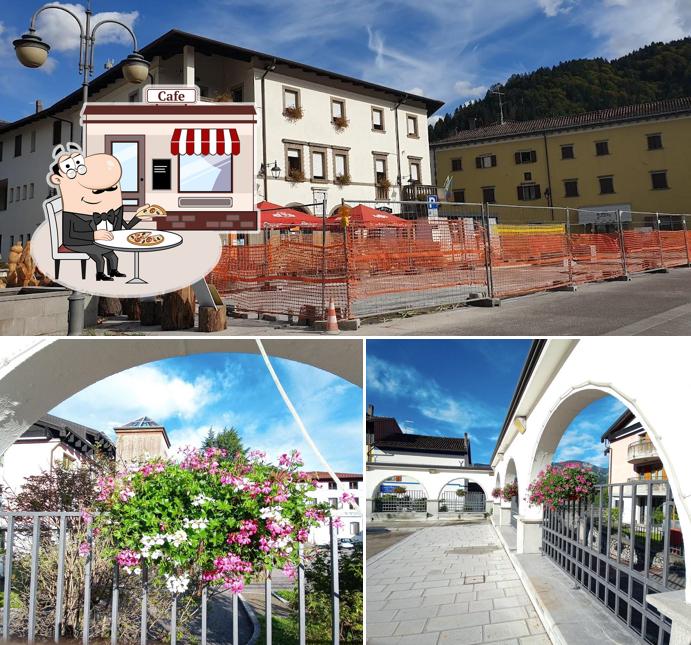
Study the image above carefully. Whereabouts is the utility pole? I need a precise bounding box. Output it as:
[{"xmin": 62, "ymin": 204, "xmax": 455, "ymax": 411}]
[{"xmin": 490, "ymin": 84, "xmax": 505, "ymax": 125}]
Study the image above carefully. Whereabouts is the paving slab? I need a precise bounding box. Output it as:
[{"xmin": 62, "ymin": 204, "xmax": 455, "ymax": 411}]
[{"xmin": 366, "ymin": 521, "xmax": 548, "ymax": 644}]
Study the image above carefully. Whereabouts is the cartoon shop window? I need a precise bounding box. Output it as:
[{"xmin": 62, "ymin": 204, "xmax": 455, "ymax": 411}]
[{"xmin": 171, "ymin": 128, "xmax": 237, "ymax": 193}]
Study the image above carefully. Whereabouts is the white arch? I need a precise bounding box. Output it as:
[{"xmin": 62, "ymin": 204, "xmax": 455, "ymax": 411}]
[
  {"xmin": 0, "ymin": 338, "xmax": 362, "ymax": 457},
  {"xmin": 492, "ymin": 338, "xmax": 691, "ymax": 602},
  {"xmin": 371, "ymin": 473, "xmax": 430, "ymax": 498},
  {"xmin": 437, "ymin": 473, "xmax": 494, "ymax": 501}
]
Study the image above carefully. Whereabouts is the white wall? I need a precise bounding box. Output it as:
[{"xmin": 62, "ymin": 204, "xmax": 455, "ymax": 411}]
[
  {"xmin": 371, "ymin": 447, "xmax": 466, "ymax": 467},
  {"xmin": 308, "ymin": 478, "xmax": 363, "ymax": 545},
  {"xmin": 492, "ymin": 338, "xmax": 691, "ymax": 601}
]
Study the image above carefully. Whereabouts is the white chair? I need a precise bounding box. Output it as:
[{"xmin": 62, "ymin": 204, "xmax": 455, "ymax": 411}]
[{"xmin": 44, "ymin": 195, "xmax": 89, "ymax": 280}]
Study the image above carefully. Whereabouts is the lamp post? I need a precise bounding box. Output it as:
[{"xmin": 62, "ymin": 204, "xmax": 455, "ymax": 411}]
[
  {"xmin": 13, "ymin": 1, "xmax": 150, "ymax": 336},
  {"xmin": 259, "ymin": 161, "xmax": 282, "ymax": 180}
]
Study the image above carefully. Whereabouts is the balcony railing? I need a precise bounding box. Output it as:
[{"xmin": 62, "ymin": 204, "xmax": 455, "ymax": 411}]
[
  {"xmin": 0, "ymin": 511, "xmax": 344, "ymax": 644},
  {"xmin": 627, "ymin": 438, "xmax": 659, "ymax": 464}
]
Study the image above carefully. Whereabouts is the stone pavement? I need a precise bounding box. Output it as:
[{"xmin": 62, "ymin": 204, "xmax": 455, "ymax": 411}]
[{"xmin": 366, "ymin": 521, "xmax": 550, "ymax": 644}]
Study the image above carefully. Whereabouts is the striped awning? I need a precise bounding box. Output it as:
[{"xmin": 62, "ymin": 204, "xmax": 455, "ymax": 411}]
[{"xmin": 171, "ymin": 128, "xmax": 240, "ymax": 156}]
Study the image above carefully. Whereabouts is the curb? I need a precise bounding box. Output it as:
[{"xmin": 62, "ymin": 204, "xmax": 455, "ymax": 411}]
[
  {"xmin": 239, "ymin": 593, "xmax": 260, "ymax": 645},
  {"xmin": 490, "ymin": 519, "xmax": 564, "ymax": 645}
]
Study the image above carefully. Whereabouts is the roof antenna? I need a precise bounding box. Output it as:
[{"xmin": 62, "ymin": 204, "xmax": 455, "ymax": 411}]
[{"xmin": 490, "ymin": 83, "xmax": 505, "ymax": 125}]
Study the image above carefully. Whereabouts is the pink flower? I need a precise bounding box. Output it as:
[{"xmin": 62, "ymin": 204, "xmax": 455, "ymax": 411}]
[
  {"xmin": 332, "ymin": 517, "xmax": 344, "ymax": 530},
  {"xmin": 116, "ymin": 549, "xmax": 140, "ymax": 568},
  {"xmin": 340, "ymin": 492, "xmax": 356, "ymax": 505},
  {"xmin": 283, "ymin": 563, "xmax": 297, "ymax": 579},
  {"xmin": 224, "ymin": 577, "xmax": 244, "ymax": 594},
  {"xmin": 78, "ymin": 541, "xmax": 91, "ymax": 557},
  {"xmin": 80, "ymin": 509, "xmax": 93, "ymax": 525}
]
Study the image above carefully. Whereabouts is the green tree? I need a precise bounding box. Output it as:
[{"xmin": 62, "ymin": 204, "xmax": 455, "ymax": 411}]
[{"xmin": 201, "ymin": 426, "xmax": 245, "ymax": 456}]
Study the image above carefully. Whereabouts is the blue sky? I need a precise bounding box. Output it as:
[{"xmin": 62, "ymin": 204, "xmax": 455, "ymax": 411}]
[
  {"xmin": 49, "ymin": 352, "xmax": 363, "ymax": 474},
  {"xmin": 367, "ymin": 340, "xmax": 626, "ymax": 467},
  {"xmin": 1, "ymin": 1, "xmax": 690, "ymax": 123}
]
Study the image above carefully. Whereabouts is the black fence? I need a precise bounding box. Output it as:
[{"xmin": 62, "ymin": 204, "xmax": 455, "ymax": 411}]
[
  {"xmin": 439, "ymin": 491, "xmax": 486, "ymax": 513},
  {"xmin": 373, "ymin": 491, "xmax": 427, "ymax": 513},
  {"xmin": 542, "ymin": 481, "xmax": 684, "ymax": 644}
]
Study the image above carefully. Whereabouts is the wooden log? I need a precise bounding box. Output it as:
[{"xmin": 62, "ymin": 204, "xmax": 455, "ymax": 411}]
[
  {"xmin": 198, "ymin": 305, "xmax": 227, "ymax": 333},
  {"xmin": 139, "ymin": 299, "xmax": 162, "ymax": 326},
  {"xmin": 120, "ymin": 298, "xmax": 141, "ymax": 321},
  {"xmin": 98, "ymin": 297, "xmax": 122, "ymax": 317},
  {"xmin": 161, "ymin": 287, "xmax": 196, "ymax": 330}
]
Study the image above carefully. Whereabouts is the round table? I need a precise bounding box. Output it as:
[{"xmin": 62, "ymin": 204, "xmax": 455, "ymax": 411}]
[{"xmin": 94, "ymin": 230, "xmax": 183, "ymax": 284}]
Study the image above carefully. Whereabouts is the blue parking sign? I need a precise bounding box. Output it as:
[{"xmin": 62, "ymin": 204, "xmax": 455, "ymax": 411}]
[{"xmin": 427, "ymin": 195, "xmax": 439, "ymax": 210}]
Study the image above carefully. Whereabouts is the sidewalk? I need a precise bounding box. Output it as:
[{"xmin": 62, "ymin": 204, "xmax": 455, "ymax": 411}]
[{"xmin": 366, "ymin": 521, "xmax": 549, "ymax": 644}]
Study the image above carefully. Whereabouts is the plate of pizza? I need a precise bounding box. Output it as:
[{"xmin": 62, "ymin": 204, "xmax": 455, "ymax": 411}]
[{"xmin": 127, "ymin": 231, "xmax": 165, "ymax": 247}]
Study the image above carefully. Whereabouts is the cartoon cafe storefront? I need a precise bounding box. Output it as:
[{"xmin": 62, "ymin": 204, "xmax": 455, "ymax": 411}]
[{"xmin": 81, "ymin": 86, "xmax": 258, "ymax": 235}]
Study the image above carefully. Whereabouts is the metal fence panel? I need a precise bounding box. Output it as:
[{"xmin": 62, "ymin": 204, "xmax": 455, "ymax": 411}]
[
  {"xmin": 542, "ymin": 482, "xmax": 684, "ymax": 644},
  {"xmin": 373, "ymin": 490, "xmax": 427, "ymax": 513},
  {"xmin": 0, "ymin": 511, "xmax": 341, "ymax": 645}
]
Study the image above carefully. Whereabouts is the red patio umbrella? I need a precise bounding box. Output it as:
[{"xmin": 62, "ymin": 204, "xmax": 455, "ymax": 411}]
[
  {"xmin": 326, "ymin": 204, "xmax": 412, "ymax": 228},
  {"xmin": 257, "ymin": 201, "xmax": 324, "ymax": 229}
]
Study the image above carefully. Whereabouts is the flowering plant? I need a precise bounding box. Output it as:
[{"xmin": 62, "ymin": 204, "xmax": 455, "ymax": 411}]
[
  {"xmin": 527, "ymin": 463, "xmax": 598, "ymax": 510},
  {"xmin": 91, "ymin": 448, "xmax": 331, "ymax": 596},
  {"xmin": 501, "ymin": 481, "xmax": 518, "ymax": 502},
  {"xmin": 491, "ymin": 487, "xmax": 502, "ymax": 500}
]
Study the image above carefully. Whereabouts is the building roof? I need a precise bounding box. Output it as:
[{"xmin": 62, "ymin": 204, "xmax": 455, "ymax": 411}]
[
  {"xmin": 118, "ymin": 416, "xmax": 163, "ymax": 429},
  {"xmin": 22, "ymin": 414, "xmax": 115, "ymax": 458},
  {"xmin": 367, "ymin": 412, "xmax": 471, "ymax": 456},
  {"xmin": 0, "ymin": 29, "xmax": 444, "ymax": 136},
  {"xmin": 432, "ymin": 97, "xmax": 691, "ymax": 147},
  {"xmin": 306, "ymin": 471, "xmax": 363, "ymax": 481},
  {"xmin": 375, "ymin": 433, "xmax": 470, "ymax": 455},
  {"xmin": 600, "ymin": 409, "xmax": 643, "ymax": 443}
]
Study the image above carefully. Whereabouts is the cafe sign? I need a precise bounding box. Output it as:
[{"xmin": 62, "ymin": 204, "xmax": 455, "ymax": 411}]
[{"xmin": 145, "ymin": 85, "xmax": 199, "ymax": 105}]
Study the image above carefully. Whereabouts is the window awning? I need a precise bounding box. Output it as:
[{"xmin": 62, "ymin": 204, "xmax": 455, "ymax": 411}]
[{"xmin": 171, "ymin": 128, "xmax": 240, "ymax": 156}]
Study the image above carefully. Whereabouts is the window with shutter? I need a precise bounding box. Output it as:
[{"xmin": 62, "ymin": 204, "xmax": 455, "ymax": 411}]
[
  {"xmin": 451, "ymin": 158, "xmax": 462, "ymax": 172},
  {"xmin": 312, "ymin": 152, "xmax": 325, "ymax": 180}
]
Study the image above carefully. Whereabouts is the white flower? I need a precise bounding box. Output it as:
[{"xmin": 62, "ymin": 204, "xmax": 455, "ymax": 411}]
[
  {"xmin": 151, "ymin": 550, "xmax": 163, "ymax": 560},
  {"xmin": 166, "ymin": 529, "xmax": 188, "ymax": 547},
  {"xmin": 182, "ymin": 518, "xmax": 208, "ymax": 530},
  {"xmin": 165, "ymin": 574, "xmax": 190, "ymax": 594},
  {"xmin": 259, "ymin": 507, "xmax": 283, "ymax": 521},
  {"xmin": 191, "ymin": 494, "xmax": 212, "ymax": 507}
]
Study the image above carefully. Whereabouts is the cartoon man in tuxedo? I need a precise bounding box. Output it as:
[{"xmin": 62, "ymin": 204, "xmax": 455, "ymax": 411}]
[{"xmin": 48, "ymin": 143, "xmax": 152, "ymax": 281}]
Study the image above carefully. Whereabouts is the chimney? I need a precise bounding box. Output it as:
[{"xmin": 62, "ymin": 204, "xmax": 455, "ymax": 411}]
[
  {"xmin": 114, "ymin": 416, "xmax": 170, "ymax": 463},
  {"xmin": 35, "ymin": 100, "xmax": 43, "ymax": 113}
]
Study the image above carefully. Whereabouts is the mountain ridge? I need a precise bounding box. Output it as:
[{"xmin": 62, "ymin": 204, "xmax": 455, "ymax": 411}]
[{"xmin": 430, "ymin": 37, "xmax": 691, "ymax": 142}]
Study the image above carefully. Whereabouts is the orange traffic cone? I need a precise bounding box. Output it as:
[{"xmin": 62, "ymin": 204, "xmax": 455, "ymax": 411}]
[{"xmin": 325, "ymin": 298, "xmax": 340, "ymax": 334}]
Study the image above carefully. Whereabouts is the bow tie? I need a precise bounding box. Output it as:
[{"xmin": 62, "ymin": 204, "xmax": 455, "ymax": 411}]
[{"xmin": 91, "ymin": 210, "xmax": 118, "ymax": 227}]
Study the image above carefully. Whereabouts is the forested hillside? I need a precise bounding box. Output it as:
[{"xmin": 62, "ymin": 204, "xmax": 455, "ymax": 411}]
[{"xmin": 430, "ymin": 38, "xmax": 691, "ymax": 141}]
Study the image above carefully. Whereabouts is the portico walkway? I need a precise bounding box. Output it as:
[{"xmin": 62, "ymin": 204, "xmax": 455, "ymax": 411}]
[{"xmin": 366, "ymin": 520, "xmax": 549, "ymax": 644}]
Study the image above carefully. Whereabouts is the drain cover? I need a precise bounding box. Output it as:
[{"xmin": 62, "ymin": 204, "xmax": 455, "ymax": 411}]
[
  {"xmin": 446, "ymin": 546, "xmax": 499, "ymax": 555},
  {"xmin": 464, "ymin": 575, "xmax": 485, "ymax": 584}
]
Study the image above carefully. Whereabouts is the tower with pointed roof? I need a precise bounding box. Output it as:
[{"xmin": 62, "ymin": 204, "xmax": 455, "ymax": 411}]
[{"xmin": 114, "ymin": 416, "xmax": 171, "ymax": 463}]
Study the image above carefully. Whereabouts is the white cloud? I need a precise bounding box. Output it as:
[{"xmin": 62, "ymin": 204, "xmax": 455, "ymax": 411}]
[
  {"xmin": 537, "ymin": 0, "xmax": 576, "ymax": 16},
  {"xmin": 50, "ymin": 364, "xmax": 218, "ymax": 435},
  {"xmin": 367, "ymin": 355, "xmax": 500, "ymax": 432},
  {"xmin": 35, "ymin": 3, "xmax": 139, "ymax": 52},
  {"xmin": 453, "ymin": 80, "xmax": 488, "ymax": 99}
]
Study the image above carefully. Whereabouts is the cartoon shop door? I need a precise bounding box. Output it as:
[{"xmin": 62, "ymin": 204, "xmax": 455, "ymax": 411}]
[{"xmin": 105, "ymin": 135, "xmax": 145, "ymax": 210}]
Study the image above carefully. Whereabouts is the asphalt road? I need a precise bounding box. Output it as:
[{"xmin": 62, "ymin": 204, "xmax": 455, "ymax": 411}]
[
  {"xmin": 92, "ymin": 267, "xmax": 691, "ymax": 337},
  {"xmin": 352, "ymin": 267, "xmax": 691, "ymax": 336}
]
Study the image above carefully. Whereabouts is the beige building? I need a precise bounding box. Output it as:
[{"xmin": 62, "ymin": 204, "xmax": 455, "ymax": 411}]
[
  {"xmin": 114, "ymin": 416, "xmax": 170, "ymax": 463},
  {"xmin": 432, "ymin": 98, "xmax": 691, "ymax": 219}
]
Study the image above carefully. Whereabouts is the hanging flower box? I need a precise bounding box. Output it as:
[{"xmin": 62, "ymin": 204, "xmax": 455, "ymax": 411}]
[
  {"xmin": 334, "ymin": 173, "xmax": 351, "ymax": 187},
  {"xmin": 287, "ymin": 169, "xmax": 306, "ymax": 183},
  {"xmin": 283, "ymin": 105, "xmax": 304, "ymax": 122},
  {"xmin": 502, "ymin": 481, "xmax": 518, "ymax": 502},
  {"xmin": 527, "ymin": 463, "xmax": 598, "ymax": 511},
  {"xmin": 332, "ymin": 115, "xmax": 349, "ymax": 131},
  {"xmin": 491, "ymin": 487, "xmax": 502, "ymax": 500}
]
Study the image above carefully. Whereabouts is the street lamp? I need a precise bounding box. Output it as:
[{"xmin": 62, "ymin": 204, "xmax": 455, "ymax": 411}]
[
  {"xmin": 13, "ymin": 1, "xmax": 149, "ymax": 337},
  {"xmin": 14, "ymin": 1, "xmax": 150, "ymax": 111},
  {"xmin": 259, "ymin": 161, "xmax": 282, "ymax": 180}
]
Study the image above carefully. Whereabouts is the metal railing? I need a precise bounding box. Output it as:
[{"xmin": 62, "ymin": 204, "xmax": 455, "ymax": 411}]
[
  {"xmin": 0, "ymin": 511, "xmax": 343, "ymax": 644},
  {"xmin": 542, "ymin": 481, "xmax": 684, "ymax": 644},
  {"xmin": 439, "ymin": 491, "xmax": 486, "ymax": 513},
  {"xmin": 373, "ymin": 491, "xmax": 427, "ymax": 513}
]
